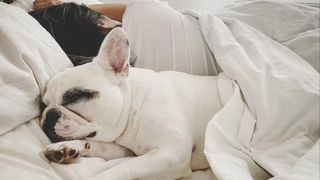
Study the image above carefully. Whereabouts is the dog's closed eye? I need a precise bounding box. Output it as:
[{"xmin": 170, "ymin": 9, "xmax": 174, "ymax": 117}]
[{"xmin": 62, "ymin": 87, "xmax": 99, "ymax": 106}]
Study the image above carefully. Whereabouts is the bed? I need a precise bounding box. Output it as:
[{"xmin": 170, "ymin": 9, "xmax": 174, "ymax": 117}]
[{"xmin": 0, "ymin": 0, "xmax": 319, "ymax": 179}]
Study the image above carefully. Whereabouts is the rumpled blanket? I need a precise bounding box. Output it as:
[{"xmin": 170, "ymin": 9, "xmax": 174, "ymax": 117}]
[{"xmin": 186, "ymin": 1, "xmax": 319, "ymax": 179}]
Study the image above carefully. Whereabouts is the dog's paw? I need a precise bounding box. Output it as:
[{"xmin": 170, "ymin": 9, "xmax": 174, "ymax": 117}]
[{"xmin": 44, "ymin": 140, "xmax": 90, "ymax": 164}]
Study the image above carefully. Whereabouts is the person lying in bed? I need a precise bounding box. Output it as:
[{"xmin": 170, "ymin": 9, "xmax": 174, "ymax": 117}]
[
  {"xmin": 10, "ymin": 0, "xmax": 220, "ymax": 75},
  {"xmin": 30, "ymin": 3, "xmax": 126, "ymax": 66},
  {"xmin": 9, "ymin": 0, "xmax": 126, "ymax": 66}
]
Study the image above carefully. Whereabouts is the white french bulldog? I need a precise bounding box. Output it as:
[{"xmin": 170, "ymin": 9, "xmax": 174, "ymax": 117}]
[{"xmin": 41, "ymin": 27, "xmax": 223, "ymax": 179}]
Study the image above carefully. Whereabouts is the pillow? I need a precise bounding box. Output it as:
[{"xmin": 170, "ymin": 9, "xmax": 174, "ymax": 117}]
[{"xmin": 0, "ymin": 2, "xmax": 72, "ymax": 135}]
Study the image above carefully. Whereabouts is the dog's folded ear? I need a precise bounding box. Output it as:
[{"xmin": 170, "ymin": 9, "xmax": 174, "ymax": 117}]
[{"xmin": 94, "ymin": 27, "xmax": 130, "ymax": 76}]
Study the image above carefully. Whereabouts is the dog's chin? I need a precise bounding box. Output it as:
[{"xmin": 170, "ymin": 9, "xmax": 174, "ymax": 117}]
[
  {"xmin": 44, "ymin": 129, "xmax": 93, "ymax": 142},
  {"xmin": 58, "ymin": 131, "xmax": 97, "ymax": 141}
]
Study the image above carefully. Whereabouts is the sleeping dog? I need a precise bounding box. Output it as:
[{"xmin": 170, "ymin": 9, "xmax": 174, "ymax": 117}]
[{"xmin": 41, "ymin": 27, "xmax": 223, "ymax": 179}]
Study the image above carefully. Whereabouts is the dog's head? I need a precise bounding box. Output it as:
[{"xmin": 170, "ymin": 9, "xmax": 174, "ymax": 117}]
[{"xmin": 41, "ymin": 28, "xmax": 131, "ymax": 143}]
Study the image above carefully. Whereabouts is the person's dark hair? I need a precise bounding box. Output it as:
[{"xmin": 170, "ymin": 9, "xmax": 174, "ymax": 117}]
[
  {"xmin": 29, "ymin": 3, "xmax": 108, "ymax": 65},
  {"xmin": 3, "ymin": 0, "xmax": 14, "ymax": 4}
]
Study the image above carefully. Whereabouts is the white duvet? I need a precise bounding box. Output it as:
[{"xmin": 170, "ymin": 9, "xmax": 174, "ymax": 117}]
[
  {"xmin": 0, "ymin": 2, "xmax": 215, "ymax": 180},
  {"xmin": 0, "ymin": 0, "xmax": 319, "ymax": 180},
  {"xmin": 191, "ymin": 1, "xmax": 319, "ymax": 180}
]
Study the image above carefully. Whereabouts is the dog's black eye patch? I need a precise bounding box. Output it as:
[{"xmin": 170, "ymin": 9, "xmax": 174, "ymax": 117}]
[
  {"xmin": 42, "ymin": 108, "xmax": 64, "ymax": 143},
  {"xmin": 62, "ymin": 87, "xmax": 99, "ymax": 106}
]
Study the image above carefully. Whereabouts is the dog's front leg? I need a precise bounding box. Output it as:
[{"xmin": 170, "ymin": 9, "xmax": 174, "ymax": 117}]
[
  {"xmin": 81, "ymin": 140, "xmax": 135, "ymax": 160},
  {"xmin": 88, "ymin": 147, "xmax": 192, "ymax": 180},
  {"xmin": 44, "ymin": 140, "xmax": 134, "ymax": 164}
]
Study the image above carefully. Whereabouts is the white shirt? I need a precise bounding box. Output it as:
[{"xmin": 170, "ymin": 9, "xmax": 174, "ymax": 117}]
[{"xmin": 123, "ymin": 0, "xmax": 219, "ymax": 75}]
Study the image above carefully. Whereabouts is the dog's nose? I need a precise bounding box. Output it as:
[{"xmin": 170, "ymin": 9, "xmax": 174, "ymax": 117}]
[{"xmin": 42, "ymin": 108, "xmax": 64, "ymax": 143}]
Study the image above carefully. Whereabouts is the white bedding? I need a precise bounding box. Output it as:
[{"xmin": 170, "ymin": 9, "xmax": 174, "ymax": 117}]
[
  {"xmin": 0, "ymin": 118, "xmax": 216, "ymax": 180},
  {"xmin": 0, "ymin": 2, "xmax": 215, "ymax": 180},
  {"xmin": 0, "ymin": 0, "xmax": 319, "ymax": 180},
  {"xmin": 0, "ymin": 118, "xmax": 134, "ymax": 180},
  {"xmin": 0, "ymin": 2, "xmax": 72, "ymax": 136},
  {"xmin": 190, "ymin": 1, "xmax": 319, "ymax": 179}
]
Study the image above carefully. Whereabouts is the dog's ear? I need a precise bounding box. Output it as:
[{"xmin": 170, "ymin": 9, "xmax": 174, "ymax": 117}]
[
  {"xmin": 95, "ymin": 27, "xmax": 130, "ymax": 76},
  {"xmin": 98, "ymin": 16, "xmax": 121, "ymax": 29}
]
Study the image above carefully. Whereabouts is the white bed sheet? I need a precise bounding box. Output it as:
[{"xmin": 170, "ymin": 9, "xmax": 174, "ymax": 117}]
[
  {"xmin": 187, "ymin": 1, "xmax": 319, "ymax": 179},
  {"xmin": 0, "ymin": 118, "xmax": 216, "ymax": 180},
  {"xmin": 0, "ymin": 118, "xmax": 129, "ymax": 180},
  {"xmin": 0, "ymin": 2, "xmax": 72, "ymax": 136}
]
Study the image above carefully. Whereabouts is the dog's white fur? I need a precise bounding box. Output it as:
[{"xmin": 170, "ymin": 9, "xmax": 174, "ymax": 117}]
[{"xmin": 42, "ymin": 28, "xmax": 223, "ymax": 179}]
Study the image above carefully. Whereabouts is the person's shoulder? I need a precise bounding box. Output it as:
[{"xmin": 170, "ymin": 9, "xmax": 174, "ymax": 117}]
[
  {"xmin": 127, "ymin": 0, "xmax": 167, "ymax": 8},
  {"xmin": 123, "ymin": 0, "xmax": 168, "ymax": 20}
]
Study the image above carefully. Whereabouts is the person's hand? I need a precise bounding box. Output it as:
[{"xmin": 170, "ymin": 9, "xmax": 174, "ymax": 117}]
[{"xmin": 33, "ymin": 0, "xmax": 64, "ymax": 10}]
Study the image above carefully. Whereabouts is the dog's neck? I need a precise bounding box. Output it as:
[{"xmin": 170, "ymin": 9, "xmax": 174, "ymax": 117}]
[
  {"xmin": 117, "ymin": 79, "xmax": 133, "ymax": 138},
  {"xmin": 97, "ymin": 68, "xmax": 159, "ymax": 145},
  {"xmin": 95, "ymin": 77, "xmax": 133, "ymax": 142},
  {"xmin": 115, "ymin": 68, "xmax": 156, "ymax": 147}
]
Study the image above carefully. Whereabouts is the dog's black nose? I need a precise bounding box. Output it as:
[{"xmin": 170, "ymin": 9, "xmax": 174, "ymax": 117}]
[
  {"xmin": 53, "ymin": 151, "xmax": 64, "ymax": 161},
  {"xmin": 87, "ymin": 131, "xmax": 97, "ymax": 138}
]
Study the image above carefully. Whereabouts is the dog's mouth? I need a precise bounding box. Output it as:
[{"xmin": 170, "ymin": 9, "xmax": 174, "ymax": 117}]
[{"xmin": 87, "ymin": 131, "xmax": 97, "ymax": 137}]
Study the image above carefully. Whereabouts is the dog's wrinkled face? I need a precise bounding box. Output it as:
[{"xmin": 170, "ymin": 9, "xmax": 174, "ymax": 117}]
[{"xmin": 41, "ymin": 28, "xmax": 130, "ymax": 143}]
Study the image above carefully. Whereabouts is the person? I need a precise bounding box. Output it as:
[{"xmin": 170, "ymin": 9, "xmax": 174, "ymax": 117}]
[
  {"xmin": 10, "ymin": 0, "xmax": 220, "ymax": 75},
  {"xmin": 29, "ymin": 2, "xmax": 126, "ymax": 65},
  {"xmin": 9, "ymin": 0, "xmax": 124, "ymax": 65}
]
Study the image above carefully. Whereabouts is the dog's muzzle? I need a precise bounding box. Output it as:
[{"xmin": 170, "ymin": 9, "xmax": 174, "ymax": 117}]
[{"xmin": 41, "ymin": 105, "xmax": 97, "ymax": 142}]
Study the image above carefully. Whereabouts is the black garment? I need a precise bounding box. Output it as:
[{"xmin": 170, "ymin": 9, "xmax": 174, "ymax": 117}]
[{"xmin": 29, "ymin": 3, "xmax": 105, "ymax": 66}]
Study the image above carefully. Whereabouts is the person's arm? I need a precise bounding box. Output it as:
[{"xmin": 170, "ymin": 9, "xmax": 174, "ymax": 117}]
[
  {"xmin": 88, "ymin": 4, "xmax": 126, "ymax": 22},
  {"xmin": 33, "ymin": 0, "xmax": 63, "ymax": 10}
]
